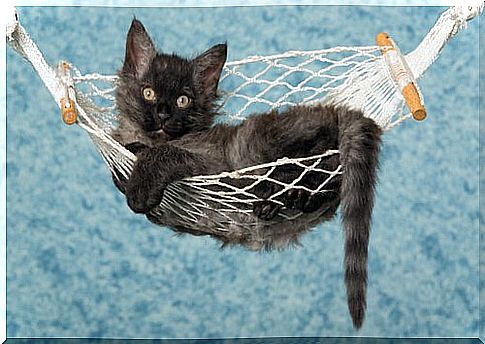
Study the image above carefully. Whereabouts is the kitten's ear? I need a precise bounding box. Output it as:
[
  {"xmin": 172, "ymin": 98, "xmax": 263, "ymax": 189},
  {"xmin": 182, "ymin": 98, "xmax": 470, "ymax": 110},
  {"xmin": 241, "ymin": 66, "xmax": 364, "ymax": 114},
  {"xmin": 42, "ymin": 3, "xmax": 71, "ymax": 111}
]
[
  {"xmin": 194, "ymin": 43, "xmax": 227, "ymax": 97},
  {"xmin": 122, "ymin": 19, "xmax": 156, "ymax": 78}
]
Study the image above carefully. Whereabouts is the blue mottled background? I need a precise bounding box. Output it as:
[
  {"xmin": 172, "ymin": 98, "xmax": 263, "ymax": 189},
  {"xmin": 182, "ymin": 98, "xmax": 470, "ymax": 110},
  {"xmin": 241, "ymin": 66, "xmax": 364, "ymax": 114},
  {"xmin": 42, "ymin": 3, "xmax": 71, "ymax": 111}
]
[{"xmin": 6, "ymin": 5, "xmax": 479, "ymax": 338}]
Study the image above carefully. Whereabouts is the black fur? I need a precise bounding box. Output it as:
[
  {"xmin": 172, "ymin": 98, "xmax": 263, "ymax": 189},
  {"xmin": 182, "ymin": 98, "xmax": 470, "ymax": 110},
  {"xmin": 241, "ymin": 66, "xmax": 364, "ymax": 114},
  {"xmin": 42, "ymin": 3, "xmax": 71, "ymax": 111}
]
[
  {"xmin": 113, "ymin": 19, "xmax": 226, "ymax": 147},
  {"xmin": 112, "ymin": 19, "xmax": 382, "ymax": 329},
  {"xmin": 339, "ymin": 111, "xmax": 381, "ymax": 328}
]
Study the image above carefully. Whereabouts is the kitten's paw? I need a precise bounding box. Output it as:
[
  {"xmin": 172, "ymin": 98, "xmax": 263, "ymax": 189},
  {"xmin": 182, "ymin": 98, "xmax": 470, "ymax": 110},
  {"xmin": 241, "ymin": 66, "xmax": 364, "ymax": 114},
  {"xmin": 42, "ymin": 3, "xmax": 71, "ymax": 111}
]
[
  {"xmin": 252, "ymin": 181, "xmax": 282, "ymax": 220},
  {"xmin": 284, "ymin": 189, "xmax": 338, "ymax": 213},
  {"xmin": 284, "ymin": 189, "xmax": 309, "ymax": 210},
  {"xmin": 301, "ymin": 193, "xmax": 325, "ymax": 213},
  {"xmin": 126, "ymin": 188, "xmax": 164, "ymax": 214},
  {"xmin": 126, "ymin": 178, "xmax": 165, "ymax": 214},
  {"xmin": 252, "ymin": 180, "xmax": 278, "ymax": 199},
  {"xmin": 253, "ymin": 200, "xmax": 281, "ymax": 221}
]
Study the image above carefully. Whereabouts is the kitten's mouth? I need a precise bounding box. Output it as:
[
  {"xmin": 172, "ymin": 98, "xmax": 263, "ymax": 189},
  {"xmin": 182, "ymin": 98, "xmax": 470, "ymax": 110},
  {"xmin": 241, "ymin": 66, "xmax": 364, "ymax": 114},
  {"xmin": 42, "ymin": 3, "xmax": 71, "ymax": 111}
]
[
  {"xmin": 146, "ymin": 126, "xmax": 167, "ymax": 138},
  {"xmin": 146, "ymin": 123, "xmax": 183, "ymax": 139},
  {"xmin": 161, "ymin": 121, "xmax": 185, "ymax": 138}
]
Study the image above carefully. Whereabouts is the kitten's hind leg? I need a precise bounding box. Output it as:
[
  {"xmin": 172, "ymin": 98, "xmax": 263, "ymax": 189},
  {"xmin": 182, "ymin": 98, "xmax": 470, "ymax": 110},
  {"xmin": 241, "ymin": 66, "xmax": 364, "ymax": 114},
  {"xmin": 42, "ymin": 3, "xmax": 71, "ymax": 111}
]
[
  {"xmin": 285, "ymin": 188, "xmax": 339, "ymax": 213},
  {"xmin": 252, "ymin": 161, "xmax": 341, "ymax": 219},
  {"xmin": 251, "ymin": 163, "xmax": 313, "ymax": 220},
  {"xmin": 251, "ymin": 180, "xmax": 282, "ymax": 221},
  {"xmin": 282, "ymin": 154, "xmax": 342, "ymax": 213},
  {"xmin": 252, "ymin": 201, "xmax": 281, "ymax": 221}
]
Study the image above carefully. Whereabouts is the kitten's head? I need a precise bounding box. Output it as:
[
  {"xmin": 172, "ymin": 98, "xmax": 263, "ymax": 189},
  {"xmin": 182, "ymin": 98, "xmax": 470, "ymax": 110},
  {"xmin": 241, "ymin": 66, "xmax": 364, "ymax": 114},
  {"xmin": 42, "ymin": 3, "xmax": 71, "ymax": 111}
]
[{"xmin": 116, "ymin": 19, "xmax": 227, "ymax": 139}]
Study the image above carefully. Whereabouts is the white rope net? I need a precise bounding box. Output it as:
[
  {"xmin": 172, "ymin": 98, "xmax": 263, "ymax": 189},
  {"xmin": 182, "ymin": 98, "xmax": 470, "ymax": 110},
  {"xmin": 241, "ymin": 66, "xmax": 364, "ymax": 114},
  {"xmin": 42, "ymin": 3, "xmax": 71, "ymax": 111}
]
[{"xmin": 6, "ymin": 4, "xmax": 483, "ymax": 237}]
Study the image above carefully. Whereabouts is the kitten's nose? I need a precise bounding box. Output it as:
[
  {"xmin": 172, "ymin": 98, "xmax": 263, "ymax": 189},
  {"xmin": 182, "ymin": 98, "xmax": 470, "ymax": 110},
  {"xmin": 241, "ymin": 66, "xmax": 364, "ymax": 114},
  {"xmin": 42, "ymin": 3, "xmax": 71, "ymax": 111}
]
[{"xmin": 158, "ymin": 113, "xmax": 171, "ymax": 121}]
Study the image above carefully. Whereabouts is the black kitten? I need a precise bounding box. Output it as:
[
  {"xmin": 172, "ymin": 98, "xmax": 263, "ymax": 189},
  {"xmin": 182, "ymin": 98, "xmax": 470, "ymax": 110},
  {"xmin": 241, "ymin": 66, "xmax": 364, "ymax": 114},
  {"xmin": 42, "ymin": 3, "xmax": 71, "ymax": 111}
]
[
  {"xmin": 113, "ymin": 19, "xmax": 382, "ymax": 329},
  {"xmin": 111, "ymin": 19, "xmax": 225, "ymax": 191}
]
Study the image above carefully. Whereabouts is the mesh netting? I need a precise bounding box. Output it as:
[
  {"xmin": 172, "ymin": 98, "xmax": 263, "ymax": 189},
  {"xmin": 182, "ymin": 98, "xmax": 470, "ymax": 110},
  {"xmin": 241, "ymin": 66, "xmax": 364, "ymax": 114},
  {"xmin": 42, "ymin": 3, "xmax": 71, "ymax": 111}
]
[
  {"xmin": 68, "ymin": 46, "xmax": 405, "ymax": 234},
  {"xmin": 71, "ymin": 58, "xmax": 354, "ymax": 235},
  {"xmin": 7, "ymin": 4, "xmax": 484, "ymax": 239},
  {"xmin": 217, "ymin": 46, "xmax": 405, "ymax": 125}
]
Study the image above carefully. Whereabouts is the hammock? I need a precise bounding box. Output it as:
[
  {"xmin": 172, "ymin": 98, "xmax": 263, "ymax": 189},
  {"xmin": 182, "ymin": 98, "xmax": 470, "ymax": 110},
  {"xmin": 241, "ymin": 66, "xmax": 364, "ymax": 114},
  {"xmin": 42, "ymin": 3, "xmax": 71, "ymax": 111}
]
[{"xmin": 6, "ymin": 4, "xmax": 483, "ymax": 239}]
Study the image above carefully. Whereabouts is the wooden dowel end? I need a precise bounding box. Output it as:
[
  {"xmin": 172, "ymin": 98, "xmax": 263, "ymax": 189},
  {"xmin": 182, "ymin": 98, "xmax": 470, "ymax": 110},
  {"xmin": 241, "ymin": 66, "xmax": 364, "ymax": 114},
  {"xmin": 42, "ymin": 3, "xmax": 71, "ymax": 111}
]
[
  {"xmin": 61, "ymin": 98, "xmax": 78, "ymax": 125},
  {"xmin": 376, "ymin": 32, "xmax": 427, "ymax": 121}
]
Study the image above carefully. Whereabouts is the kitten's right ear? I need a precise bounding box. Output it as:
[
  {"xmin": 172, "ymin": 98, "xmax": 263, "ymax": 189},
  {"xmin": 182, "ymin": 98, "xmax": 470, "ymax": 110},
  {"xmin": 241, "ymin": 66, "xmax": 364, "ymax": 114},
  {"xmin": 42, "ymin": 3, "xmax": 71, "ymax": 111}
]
[
  {"xmin": 194, "ymin": 43, "xmax": 227, "ymax": 98},
  {"xmin": 122, "ymin": 19, "xmax": 156, "ymax": 78}
]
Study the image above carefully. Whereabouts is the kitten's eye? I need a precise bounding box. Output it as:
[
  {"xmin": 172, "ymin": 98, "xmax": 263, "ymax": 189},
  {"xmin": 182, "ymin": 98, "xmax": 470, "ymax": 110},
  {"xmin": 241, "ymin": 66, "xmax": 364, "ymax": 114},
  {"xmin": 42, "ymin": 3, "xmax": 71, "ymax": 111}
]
[
  {"xmin": 142, "ymin": 87, "xmax": 156, "ymax": 101},
  {"xmin": 176, "ymin": 95, "xmax": 192, "ymax": 109}
]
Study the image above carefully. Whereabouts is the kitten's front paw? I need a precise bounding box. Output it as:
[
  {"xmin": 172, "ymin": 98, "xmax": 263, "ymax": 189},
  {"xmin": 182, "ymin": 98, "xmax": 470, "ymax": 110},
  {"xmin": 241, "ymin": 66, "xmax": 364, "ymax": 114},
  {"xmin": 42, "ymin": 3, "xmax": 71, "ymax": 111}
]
[
  {"xmin": 125, "ymin": 167, "xmax": 166, "ymax": 214},
  {"xmin": 126, "ymin": 180, "xmax": 164, "ymax": 214}
]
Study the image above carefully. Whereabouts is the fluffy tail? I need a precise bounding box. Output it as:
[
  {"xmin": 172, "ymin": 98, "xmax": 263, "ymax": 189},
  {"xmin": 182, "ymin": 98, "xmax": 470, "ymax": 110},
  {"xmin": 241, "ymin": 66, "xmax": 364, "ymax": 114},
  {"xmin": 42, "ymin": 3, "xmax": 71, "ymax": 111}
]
[{"xmin": 338, "ymin": 109, "xmax": 382, "ymax": 329}]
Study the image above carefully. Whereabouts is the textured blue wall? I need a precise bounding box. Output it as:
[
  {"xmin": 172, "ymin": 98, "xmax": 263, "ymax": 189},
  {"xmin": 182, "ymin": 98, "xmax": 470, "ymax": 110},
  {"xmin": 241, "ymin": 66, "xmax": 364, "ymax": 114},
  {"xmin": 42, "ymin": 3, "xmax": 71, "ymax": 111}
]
[
  {"xmin": 479, "ymin": 9, "xmax": 484, "ymax": 343},
  {"xmin": 6, "ymin": 5, "xmax": 479, "ymax": 338}
]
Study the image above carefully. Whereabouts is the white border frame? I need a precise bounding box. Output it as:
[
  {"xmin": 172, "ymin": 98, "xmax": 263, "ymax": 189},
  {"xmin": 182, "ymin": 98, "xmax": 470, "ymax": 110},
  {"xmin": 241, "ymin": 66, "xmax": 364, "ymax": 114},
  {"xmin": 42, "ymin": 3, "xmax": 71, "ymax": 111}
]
[{"xmin": 0, "ymin": 0, "xmax": 476, "ymax": 342}]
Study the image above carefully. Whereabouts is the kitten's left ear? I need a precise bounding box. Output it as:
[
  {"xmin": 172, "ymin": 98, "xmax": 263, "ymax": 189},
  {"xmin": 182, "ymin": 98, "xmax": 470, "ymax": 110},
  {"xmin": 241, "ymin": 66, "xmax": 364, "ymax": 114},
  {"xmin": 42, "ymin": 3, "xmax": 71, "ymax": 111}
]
[{"xmin": 194, "ymin": 43, "xmax": 227, "ymax": 97}]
